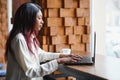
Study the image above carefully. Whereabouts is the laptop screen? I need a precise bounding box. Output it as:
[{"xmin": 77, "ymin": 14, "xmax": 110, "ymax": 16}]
[{"xmin": 92, "ymin": 32, "xmax": 96, "ymax": 63}]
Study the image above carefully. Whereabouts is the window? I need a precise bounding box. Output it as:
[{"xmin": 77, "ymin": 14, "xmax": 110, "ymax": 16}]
[{"xmin": 105, "ymin": 0, "xmax": 120, "ymax": 57}]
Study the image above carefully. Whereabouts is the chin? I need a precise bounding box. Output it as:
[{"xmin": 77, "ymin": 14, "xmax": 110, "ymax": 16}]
[{"xmin": 38, "ymin": 28, "xmax": 41, "ymax": 31}]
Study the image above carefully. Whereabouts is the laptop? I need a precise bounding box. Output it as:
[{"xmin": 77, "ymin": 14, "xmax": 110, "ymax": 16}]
[{"xmin": 64, "ymin": 32, "xmax": 96, "ymax": 65}]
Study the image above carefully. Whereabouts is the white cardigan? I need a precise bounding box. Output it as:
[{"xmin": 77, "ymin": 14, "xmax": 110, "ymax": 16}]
[{"xmin": 6, "ymin": 33, "xmax": 60, "ymax": 80}]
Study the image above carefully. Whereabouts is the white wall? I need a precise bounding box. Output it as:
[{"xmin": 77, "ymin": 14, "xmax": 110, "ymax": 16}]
[
  {"xmin": 92, "ymin": 0, "xmax": 106, "ymax": 55},
  {"xmin": 8, "ymin": 0, "xmax": 13, "ymax": 32}
]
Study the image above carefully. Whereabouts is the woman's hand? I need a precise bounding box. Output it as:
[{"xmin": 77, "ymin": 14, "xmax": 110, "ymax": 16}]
[
  {"xmin": 57, "ymin": 54, "xmax": 82, "ymax": 64},
  {"xmin": 68, "ymin": 54, "xmax": 82, "ymax": 59}
]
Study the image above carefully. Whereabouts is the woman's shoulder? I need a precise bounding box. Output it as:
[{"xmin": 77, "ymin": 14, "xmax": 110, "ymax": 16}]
[
  {"xmin": 11, "ymin": 33, "xmax": 27, "ymax": 46},
  {"xmin": 14, "ymin": 33, "xmax": 25, "ymax": 41}
]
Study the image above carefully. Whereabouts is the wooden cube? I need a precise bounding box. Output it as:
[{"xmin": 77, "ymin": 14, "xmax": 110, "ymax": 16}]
[
  {"xmin": 50, "ymin": 26, "xmax": 64, "ymax": 36},
  {"xmin": 76, "ymin": 35, "xmax": 81, "ymax": 43},
  {"xmin": 78, "ymin": 18, "xmax": 85, "ymax": 26},
  {"xmin": 0, "ymin": 14, "xmax": 1, "ymax": 20},
  {"xmin": 65, "ymin": 26, "xmax": 73, "ymax": 35},
  {"xmin": 50, "ymin": 36, "xmax": 57, "ymax": 45},
  {"xmin": 64, "ymin": 0, "xmax": 78, "ymax": 8},
  {"xmin": 73, "ymin": 26, "xmax": 84, "ymax": 35},
  {"xmin": 47, "ymin": 18, "xmax": 63, "ymax": 26},
  {"xmin": 81, "ymin": 34, "xmax": 90, "ymax": 43},
  {"xmin": 55, "ymin": 44, "xmax": 62, "ymax": 52},
  {"xmin": 71, "ymin": 44, "xmax": 85, "ymax": 52},
  {"xmin": 57, "ymin": 27, "xmax": 65, "ymax": 35},
  {"xmin": 50, "ymin": 27, "xmax": 57, "ymax": 36},
  {"xmin": 48, "ymin": 45, "xmax": 55, "ymax": 52},
  {"xmin": 55, "ymin": 44, "xmax": 70, "ymax": 52},
  {"xmin": 71, "ymin": 50, "xmax": 88, "ymax": 56},
  {"xmin": 79, "ymin": 0, "xmax": 90, "ymax": 8},
  {"xmin": 86, "ymin": 43, "xmax": 90, "ymax": 52},
  {"xmin": 85, "ymin": 17, "xmax": 90, "ymax": 25},
  {"xmin": 43, "ymin": 27, "xmax": 50, "ymax": 36},
  {"xmin": 76, "ymin": 8, "xmax": 89, "ymax": 17},
  {"xmin": 43, "ymin": 9, "xmax": 47, "ymax": 17},
  {"xmin": 0, "ymin": 53, "xmax": 4, "ymax": 63},
  {"xmin": 51, "ymin": 36, "xmax": 67, "ymax": 45},
  {"xmin": 68, "ymin": 35, "xmax": 76, "ymax": 44},
  {"xmin": 73, "ymin": 0, "xmax": 78, "ymax": 8},
  {"xmin": 47, "ymin": 0, "xmax": 62, "ymax": 8},
  {"xmin": 2, "ymin": 30, "xmax": 8, "ymax": 39},
  {"xmin": 43, "ymin": 17, "xmax": 47, "ymax": 27},
  {"xmin": 48, "ymin": 9, "xmax": 59, "ymax": 17},
  {"xmin": 64, "ymin": 0, "xmax": 73, "ymax": 8},
  {"xmin": 58, "ymin": 36, "xmax": 67, "ymax": 44},
  {"xmin": 0, "ymin": 23, "xmax": 1, "ymax": 28},
  {"xmin": 84, "ymin": 25, "xmax": 90, "ymax": 34},
  {"xmin": 64, "ymin": 18, "xmax": 77, "ymax": 26},
  {"xmin": 42, "ymin": 45, "xmax": 48, "ymax": 51},
  {"xmin": 60, "ymin": 8, "xmax": 75, "ymax": 17}
]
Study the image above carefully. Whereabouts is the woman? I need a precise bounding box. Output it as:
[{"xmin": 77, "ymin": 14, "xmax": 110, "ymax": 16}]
[{"xmin": 5, "ymin": 2, "xmax": 81, "ymax": 80}]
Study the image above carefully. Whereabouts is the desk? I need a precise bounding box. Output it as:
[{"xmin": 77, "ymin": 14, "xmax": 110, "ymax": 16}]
[{"xmin": 58, "ymin": 54, "xmax": 120, "ymax": 80}]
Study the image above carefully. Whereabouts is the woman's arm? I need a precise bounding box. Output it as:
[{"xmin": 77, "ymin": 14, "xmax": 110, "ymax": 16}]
[
  {"xmin": 37, "ymin": 48, "xmax": 60, "ymax": 62},
  {"xmin": 11, "ymin": 34, "xmax": 59, "ymax": 78},
  {"xmin": 38, "ymin": 47, "xmax": 82, "ymax": 63}
]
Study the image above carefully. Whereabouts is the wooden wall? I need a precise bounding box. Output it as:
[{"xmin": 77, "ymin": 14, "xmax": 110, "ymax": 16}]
[
  {"xmin": 0, "ymin": 0, "xmax": 8, "ymax": 63},
  {"xmin": 0, "ymin": 0, "xmax": 90, "ymax": 62},
  {"xmin": 37, "ymin": 0, "xmax": 90, "ymax": 56},
  {"xmin": 0, "ymin": 0, "xmax": 90, "ymax": 80}
]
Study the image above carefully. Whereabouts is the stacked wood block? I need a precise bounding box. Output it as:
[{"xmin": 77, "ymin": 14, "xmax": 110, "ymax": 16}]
[
  {"xmin": 0, "ymin": 0, "xmax": 8, "ymax": 63},
  {"xmin": 37, "ymin": 0, "xmax": 90, "ymax": 56}
]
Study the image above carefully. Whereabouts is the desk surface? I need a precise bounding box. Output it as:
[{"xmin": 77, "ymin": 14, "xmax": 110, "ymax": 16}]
[{"xmin": 65, "ymin": 54, "xmax": 120, "ymax": 80}]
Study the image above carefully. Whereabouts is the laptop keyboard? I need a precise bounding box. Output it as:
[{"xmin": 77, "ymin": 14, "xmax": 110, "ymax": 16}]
[
  {"xmin": 77, "ymin": 56, "xmax": 93, "ymax": 63},
  {"xmin": 64, "ymin": 56, "xmax": 93, "ymax": 65}
]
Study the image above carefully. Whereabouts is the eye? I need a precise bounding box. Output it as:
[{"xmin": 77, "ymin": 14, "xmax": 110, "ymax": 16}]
[
  {"xmin": 36, "ymin": 17, "xmax": 41, "ymax": 20},
  {"xmin": 39, "ymin": 17, "xmax": 42, "ymax": 19}
]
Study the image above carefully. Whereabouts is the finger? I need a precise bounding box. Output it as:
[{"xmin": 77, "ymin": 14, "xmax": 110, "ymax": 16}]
[
  {"xmin": 72, "ymin": 55, "xmax": 83, "ymax": 59},
  {"xmin": 71, "ymin": 59, "xmax": 77, "ymax": 62},
  {"xmin": 68, "ymin": 54, "xmax": 73, "ymax": 57},
  {"xmin": 74, "ymin": 56, "xmax": 83, "ymax": 60}
]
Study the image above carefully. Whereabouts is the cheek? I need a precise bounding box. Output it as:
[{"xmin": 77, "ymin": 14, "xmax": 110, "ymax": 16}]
[
  {"xmin": 34, "ymin": 21, "xmax": 39, "ymax": 27},
  {"xmin": 34, "ymin": 23, "xmax": 38, "ymax": 30},
  {"xmin": 36, "ymin": 20, "xmax": 40, "ymax": 25}
]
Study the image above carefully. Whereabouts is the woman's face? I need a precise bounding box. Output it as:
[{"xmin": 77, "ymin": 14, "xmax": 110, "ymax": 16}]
[{"xmin": 34, "ymin": 10, "xmax": 44, "ymax": 34}]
